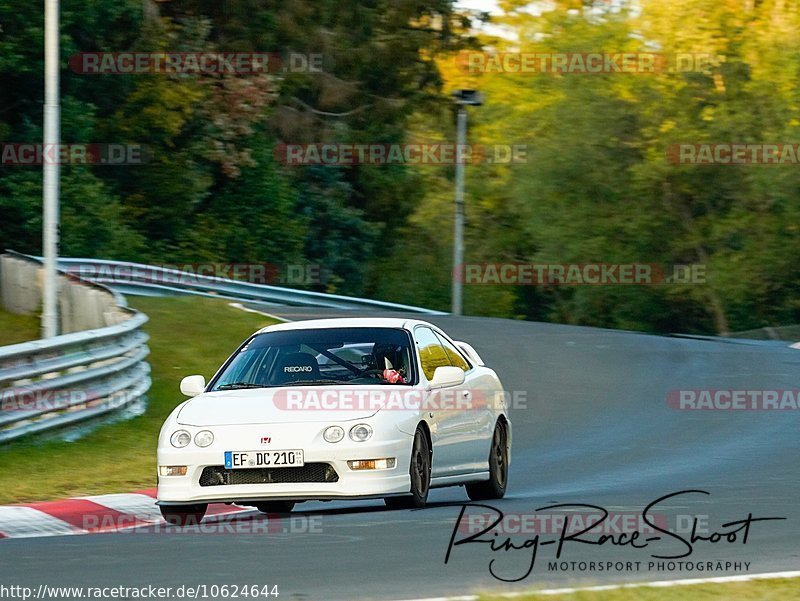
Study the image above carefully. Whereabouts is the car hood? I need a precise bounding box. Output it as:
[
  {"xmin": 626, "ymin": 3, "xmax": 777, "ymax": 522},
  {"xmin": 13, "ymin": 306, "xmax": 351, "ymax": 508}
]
[{"xmin": 175, "ymin": 386, "xmax": 413, "ymax": 426}]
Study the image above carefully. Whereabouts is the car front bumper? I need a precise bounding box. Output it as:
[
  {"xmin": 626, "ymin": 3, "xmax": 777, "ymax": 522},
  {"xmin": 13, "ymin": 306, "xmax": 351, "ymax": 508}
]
[{"xmin": 157, "ymin": 423, "xmax": 413, "ymax": 505}]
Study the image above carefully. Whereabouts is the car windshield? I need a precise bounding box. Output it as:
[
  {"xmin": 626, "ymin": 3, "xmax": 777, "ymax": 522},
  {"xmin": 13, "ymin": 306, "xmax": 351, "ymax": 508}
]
[{"xmin": 210, "ymin": 327, "xmax": 415, "ymax": 390}]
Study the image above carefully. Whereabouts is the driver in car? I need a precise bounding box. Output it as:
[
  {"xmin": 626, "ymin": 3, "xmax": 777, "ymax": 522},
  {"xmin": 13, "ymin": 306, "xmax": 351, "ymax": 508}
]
[{"xmin": 372, "ymin": 343, "xmax": 407, "ymax": 384}]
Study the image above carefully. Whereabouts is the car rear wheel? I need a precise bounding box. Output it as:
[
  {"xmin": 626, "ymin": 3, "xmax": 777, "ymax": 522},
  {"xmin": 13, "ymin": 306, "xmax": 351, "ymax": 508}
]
[
  {"xmin": 160, "ymin": 503, "xmax": 208, "ymax": 526},
  {"xmin": 466, "ymin": 420, "xmax": 508, "ymax": 501},
  {"xmin": 255, "ymin": 501, "xmax": 295, "ymax": 514},
  {"xmin": 385, "ymin": 426, "xmax": 430, "ymax": 509}
]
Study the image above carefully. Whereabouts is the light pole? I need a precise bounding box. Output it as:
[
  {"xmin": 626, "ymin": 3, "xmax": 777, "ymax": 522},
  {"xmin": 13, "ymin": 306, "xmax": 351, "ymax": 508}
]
[
  {"xmin": 451, "ymin": 89, "xmax": 482, "ymax": 316},
  {"xmin": 42, "ymin": 0, "xmax": 60, "ymax": 338}
]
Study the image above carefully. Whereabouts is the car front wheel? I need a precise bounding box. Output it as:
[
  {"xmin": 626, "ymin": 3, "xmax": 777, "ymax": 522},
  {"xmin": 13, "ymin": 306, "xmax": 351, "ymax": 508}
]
[{"xmin": 385, "ymin": 426, "xmax": 431, "ymax": 509}]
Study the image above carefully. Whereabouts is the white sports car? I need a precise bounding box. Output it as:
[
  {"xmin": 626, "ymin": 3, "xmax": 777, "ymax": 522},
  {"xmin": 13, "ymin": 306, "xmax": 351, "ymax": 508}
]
[{"xmin": 156, "ymin": 317, "xmax": 511, "ymax": 524}]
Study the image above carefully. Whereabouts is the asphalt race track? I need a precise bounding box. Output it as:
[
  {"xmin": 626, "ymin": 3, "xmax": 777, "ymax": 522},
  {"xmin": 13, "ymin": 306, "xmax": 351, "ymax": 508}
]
[{"xmin": 2, "ymin": 309, "xmax": 799, "ymax": 600}]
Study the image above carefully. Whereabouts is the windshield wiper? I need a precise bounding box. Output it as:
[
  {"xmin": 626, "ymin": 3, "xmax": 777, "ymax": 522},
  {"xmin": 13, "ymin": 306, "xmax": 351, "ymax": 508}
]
[
  {"xmin": 215, "ymin": 382, "xmax": 266, "ymax": 390},
  {"xmin": 281, "ymin": 379, "xmax": 343, "ymax": 387}
]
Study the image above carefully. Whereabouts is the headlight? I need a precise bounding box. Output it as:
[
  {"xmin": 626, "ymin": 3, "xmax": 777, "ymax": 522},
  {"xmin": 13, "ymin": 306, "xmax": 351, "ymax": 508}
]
[
  {"xmin": 194, "ymin": 430, "xmax": 214, "ymax": 447},
  {"xmin": 349, "ymin": 423, "xmax": 373, "ymax": 442},
  {"xmin": 324, "ymin": 425, "xmax": 344, "ymax": 443},
  {"xmin": 170, "ymin": 430, "xmax": 191, "ymax": 448}
]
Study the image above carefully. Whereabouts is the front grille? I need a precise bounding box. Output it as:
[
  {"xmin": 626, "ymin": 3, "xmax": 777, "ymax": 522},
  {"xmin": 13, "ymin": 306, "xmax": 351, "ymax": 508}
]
[{"xmin": 199, "ymin": 463, "xmax": 339, "ymax": 487}]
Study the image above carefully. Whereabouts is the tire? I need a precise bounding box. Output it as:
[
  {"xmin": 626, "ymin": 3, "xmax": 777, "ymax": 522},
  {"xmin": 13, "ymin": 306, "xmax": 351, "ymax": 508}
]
[
  {"xmin": 160, "ymin": 503, "xmax": 208, "ymax": 526},
  {"xmin": 466, "ymin": 420, "xmax": 508, "ymax": 501},
  {"xmin": 384, "ymin": 426, "xmax": 431, "ymax": 509},
  {"xmin": 255, "ymin": 501, "xmax": 295, "ymax": 514}
]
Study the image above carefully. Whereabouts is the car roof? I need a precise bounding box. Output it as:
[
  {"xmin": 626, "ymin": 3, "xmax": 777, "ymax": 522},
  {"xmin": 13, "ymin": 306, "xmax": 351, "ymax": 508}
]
[{"xmin": 255, "ymin": 317, "xmax": 433, "ymax": 334}]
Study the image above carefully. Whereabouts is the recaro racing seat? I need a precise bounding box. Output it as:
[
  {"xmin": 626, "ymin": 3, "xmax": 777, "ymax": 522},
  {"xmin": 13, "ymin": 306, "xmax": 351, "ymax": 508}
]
[{"xmin": 273, "ymin": 352, "xmax": 321, "ymax": 385}]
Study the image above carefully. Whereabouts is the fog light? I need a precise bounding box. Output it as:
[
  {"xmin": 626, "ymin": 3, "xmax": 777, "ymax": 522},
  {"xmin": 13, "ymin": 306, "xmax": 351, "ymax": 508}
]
[
  {"xmin": 159, "ymin": 466, "xmax": 188, "ymax": 476},
  {"xmin": 347, "ymin": 458, "xmax": 396, "ymax": 470}
]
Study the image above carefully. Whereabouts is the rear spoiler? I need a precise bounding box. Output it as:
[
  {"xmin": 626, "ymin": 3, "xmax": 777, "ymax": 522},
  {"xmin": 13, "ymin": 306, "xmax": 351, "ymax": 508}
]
[{"xmin": 454, "ymin": 341, "xmax": 485, "ymax": 367}]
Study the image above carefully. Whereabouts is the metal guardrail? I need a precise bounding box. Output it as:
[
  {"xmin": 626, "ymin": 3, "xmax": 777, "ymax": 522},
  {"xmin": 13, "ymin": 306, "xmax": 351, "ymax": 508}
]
[
  {"xmin": 0, "ymin": 252, "xmax": 441, "ymax": 443},
  {"xmin": 46, "ymin": 257, "xmax": 446, "ymax": 315},
  {"xmin": 0, "ymin": 255, "xmax": 151, "ymax": 443}
]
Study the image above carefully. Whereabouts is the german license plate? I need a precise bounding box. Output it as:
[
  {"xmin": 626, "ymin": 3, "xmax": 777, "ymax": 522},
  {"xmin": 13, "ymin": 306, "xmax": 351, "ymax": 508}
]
[{"xmin": 224, "ymin": 450, "xmax": 304, "ymax": 469}]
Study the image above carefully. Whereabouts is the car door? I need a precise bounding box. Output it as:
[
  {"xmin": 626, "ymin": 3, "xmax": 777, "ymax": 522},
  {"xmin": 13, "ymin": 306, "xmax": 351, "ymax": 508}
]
[
  {"xmin": 413, "ymin": 326, "xmax": 464, "ymax": 478},
  {"xmin": 433, "ymin": 330, "xmax": 495, "ymax": 473}
]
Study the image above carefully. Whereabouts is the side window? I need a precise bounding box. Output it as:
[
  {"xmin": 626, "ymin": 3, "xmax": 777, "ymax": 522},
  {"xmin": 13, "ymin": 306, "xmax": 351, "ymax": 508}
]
[
  {"xmin": 434, "ymin": 332, "xmax": 471, "ymax": 372},
  {"xmin": 415, "ymin": 327, "xmax": 451, "ymax": 380}
]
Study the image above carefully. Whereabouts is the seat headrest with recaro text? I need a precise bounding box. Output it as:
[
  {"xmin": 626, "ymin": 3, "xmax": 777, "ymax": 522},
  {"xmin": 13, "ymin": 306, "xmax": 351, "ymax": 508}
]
[{"xmin": 274, "ymin": 352, "xmax": 320, "ymax": 384}]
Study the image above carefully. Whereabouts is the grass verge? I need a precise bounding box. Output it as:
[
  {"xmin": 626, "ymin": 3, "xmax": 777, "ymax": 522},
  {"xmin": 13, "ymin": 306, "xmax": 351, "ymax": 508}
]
[
  {"xmin": 481, "ymin": 576, "xmax": 800, "ymax": 600},
  {"xmin": 0, "ymin": 308, "xmax": 39, "ymax": 345},
  {"xmin": 0, "ymin": 296, "xmax": 275, "ymax": 504}
]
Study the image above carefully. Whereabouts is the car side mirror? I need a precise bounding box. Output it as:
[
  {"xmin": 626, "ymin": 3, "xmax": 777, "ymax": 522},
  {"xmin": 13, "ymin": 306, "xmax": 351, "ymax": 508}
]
[
  {"xmin": 428, "ymin": 366, "xmax": 465, "ymax": 389},
  {"xmin": 180, "ymin": 375, "xmax": 206, "ymax": 397}
]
